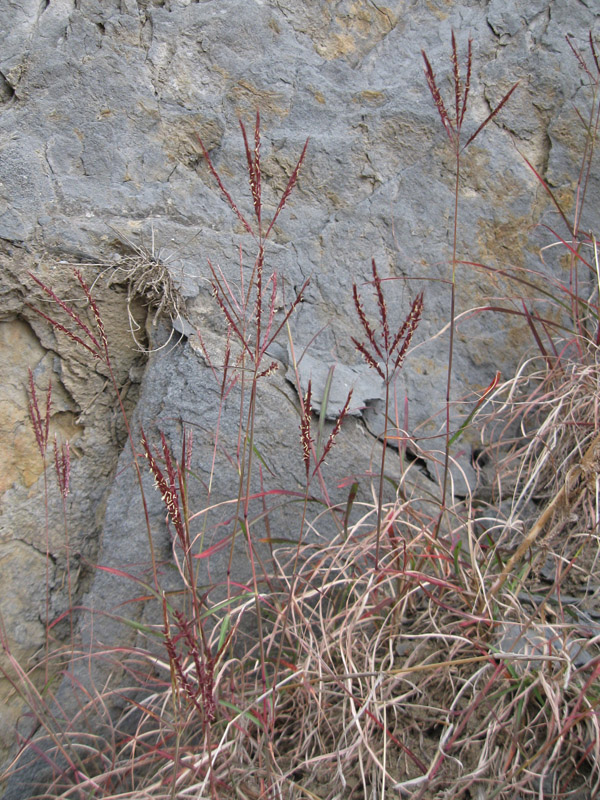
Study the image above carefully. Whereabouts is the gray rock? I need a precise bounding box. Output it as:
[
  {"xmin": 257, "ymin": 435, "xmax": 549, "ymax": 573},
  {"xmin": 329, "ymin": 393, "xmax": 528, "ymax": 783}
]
[
  {"xmin": 287, "ymin": 349, "xmax": 382, "ymax": 419},
  {"xmin": 495, "ymin": 621, "xmax": 597, "ymax": 673}
]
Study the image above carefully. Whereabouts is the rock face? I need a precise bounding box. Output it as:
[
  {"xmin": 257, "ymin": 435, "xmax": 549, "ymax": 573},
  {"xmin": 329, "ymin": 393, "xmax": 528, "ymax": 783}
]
[{"xmin": 0, "ymin": 0, "xmax": 599, "ymax": 789}]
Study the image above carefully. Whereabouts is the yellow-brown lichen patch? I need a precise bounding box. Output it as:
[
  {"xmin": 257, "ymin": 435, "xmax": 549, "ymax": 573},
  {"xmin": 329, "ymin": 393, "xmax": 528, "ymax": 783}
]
[
  {"xmin": 377, "ymin": 114, "xmax": 436, "ymax": 167},
  {"xmin": 287, "ymin": 2, "xmax": 399, "ymax": 62},
  {"xmin": 315, "ymin": 32, "xmax": 357, "ymax": 60},
  {"xmin": 476, "ymin": 215, "xmax": 536, "ymax": 273},
  {"xmin": 356, "ymin": 90, "xmax": 387, "ymax": 106},
  {"xmin": 161, "ymin": 114, "xmax": 224, "ymax": 169},
  {"xmin": 228, "ymin": 79, "xmax": 288, "ymax": 118},
  {"xmin": 550, "ymin": 185, "xmax": 575, "ymax": 217},
  {"xmin": 424, "ymin": 0, "xmax": 450, "ymax": 21},
  {"xmin": 268, "ymin": 16, "xmax": 281, "ymax": 35},
  {"xmin": 0, "ymin": 319, "xmax": 82, "ymax": 494}
]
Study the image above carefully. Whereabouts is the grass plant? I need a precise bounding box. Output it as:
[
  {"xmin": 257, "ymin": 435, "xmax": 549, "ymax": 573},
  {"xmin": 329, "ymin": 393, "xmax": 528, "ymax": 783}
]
[
  {"xmin": 422, "ymin": 33, "xmax": 518, "ymax": 535},
  {"xmin": 1, "ymin": 32, "xmax": 599, "ymax": 800}
]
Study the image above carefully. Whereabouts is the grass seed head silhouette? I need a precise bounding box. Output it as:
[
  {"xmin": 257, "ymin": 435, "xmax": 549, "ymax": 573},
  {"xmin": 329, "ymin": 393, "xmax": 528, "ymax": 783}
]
[
  {"xmin": 27, "ymin": 368, "xmax": 51, "ymax": 459},
  {"xmin": 352, "ymin": 259, "xmax": 424, "ymax": 383},
  {"xmin": 198, "ymin": 113, "xmax": 310, "ymax": 375},
  {"xmin": 422, "ymin": 31, "xmax": 519, "ymax": 153},
  {"xmin": 351, "ymin": 258, "xmax": 424, "ymax": 569}
]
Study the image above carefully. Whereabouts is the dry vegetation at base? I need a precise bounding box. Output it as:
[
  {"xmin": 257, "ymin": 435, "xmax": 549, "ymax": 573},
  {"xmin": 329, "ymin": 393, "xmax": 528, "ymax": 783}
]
[{"xmin": 2, "ymin": 32, "xmax": 600, "ymax": 800}]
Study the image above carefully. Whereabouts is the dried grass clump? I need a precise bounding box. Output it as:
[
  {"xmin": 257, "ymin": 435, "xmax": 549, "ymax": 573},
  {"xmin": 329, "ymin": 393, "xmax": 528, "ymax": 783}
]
[
  {"xmin": 106, "ymin": 228, "xmax": 187, "ymax": 329},
  {"xmin": 482, "ymin": 336, "xmax": 600, "ymax": 601}
]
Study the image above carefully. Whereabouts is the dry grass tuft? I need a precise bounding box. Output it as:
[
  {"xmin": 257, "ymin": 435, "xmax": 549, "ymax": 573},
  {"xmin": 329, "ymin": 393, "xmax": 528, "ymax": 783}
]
[{"xmin": 105, "ymin": 227, "xmax": 187, "ymax": 330}]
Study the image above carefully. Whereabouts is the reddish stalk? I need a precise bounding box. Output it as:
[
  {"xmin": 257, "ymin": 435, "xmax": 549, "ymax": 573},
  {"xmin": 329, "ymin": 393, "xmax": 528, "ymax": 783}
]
[
  {"xmin": 352, "ymin": 259, "xmax": 423, "ymax": 568},
  {"xmin": 27, "ymin": 371, "xmax": 52, "ymax": 682},
  {"xmin": 422, "ymin": 33, "xmax": 517, "ymax": 536}
]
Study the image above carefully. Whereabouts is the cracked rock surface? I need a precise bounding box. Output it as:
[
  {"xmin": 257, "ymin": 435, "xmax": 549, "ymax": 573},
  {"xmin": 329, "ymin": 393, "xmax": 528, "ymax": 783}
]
[{"xmin": 0, "ymin": 0, "xmax": 599, "ymax": 787}]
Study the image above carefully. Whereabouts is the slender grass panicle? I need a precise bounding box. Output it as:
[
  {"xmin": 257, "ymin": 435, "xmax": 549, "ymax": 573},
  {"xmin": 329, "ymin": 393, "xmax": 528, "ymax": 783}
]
[
  {"xmin": 318, "ymin": 388, "xmax": 353, "ymax": 468},
  {"xmin": 567, "ymin": 30, "xmax": 600, "ymax": 89},
  {"xmin": 298, "ymin": 381, "xmax": 353, "ymax": 482},
  {"xmin": 141, "ymin": 428, "xmax": 187, "ymax": 545},
  {"xmin": 28, "ymin": 270, "xmax": 109, "ymax": 363},
  {"xmin": 26, "ymin": 369, "xmax": 54, "ymax": 679},
  {"xmin": 53, "ymin": 438, "xmax": 70, "ymax": 499},
  {"xmin": 422, "ymin": 33, "xmax": 518, "ymax": 530},
  {"xmin": 197, "ymin": 111, "xmax": 308, "ymax": 244},
  {"xmin": 27, "ymin": 368, "xmax": 51, "ymax": 459},
  {"xmin": 422, "ymin": 32, "xmax": 518, "ymax": 155},
  {"xmin": 352, "ymin": 259, "xmax": 424, "ymax": 383},
  {"xmin": 299, "ymin": 383, "xmax": 314, "ymax": 480},
  {"xmin": 352, "ymin": 258, "xmax": 423, "ymax": 567},
  {"xmin": 163, "ymin": 606, "xmax": 216, "ymax": 726}
]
